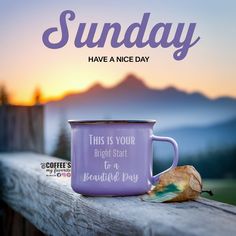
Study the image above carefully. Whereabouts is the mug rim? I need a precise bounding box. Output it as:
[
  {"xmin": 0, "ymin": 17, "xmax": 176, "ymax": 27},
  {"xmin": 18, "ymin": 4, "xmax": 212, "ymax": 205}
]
[{"xmin": 68, "ymin": 119, "xmax": 156, "ymax": 124}]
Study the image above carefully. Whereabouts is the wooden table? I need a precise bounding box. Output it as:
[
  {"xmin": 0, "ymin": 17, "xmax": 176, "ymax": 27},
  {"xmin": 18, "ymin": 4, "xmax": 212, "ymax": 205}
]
[{"xmin": 0, "ymin": 152, "xmax": 235, "ymax": 236}]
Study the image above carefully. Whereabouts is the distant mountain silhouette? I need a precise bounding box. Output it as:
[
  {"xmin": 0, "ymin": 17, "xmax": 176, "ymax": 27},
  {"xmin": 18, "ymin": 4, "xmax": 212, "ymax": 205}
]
[
  {"xmin": 45, "ymin": 74, "xmax": 236, "ymax": 154},
  {"xmin": 155, "ymin": 117, "xmax": 236, "ymax": 159}
]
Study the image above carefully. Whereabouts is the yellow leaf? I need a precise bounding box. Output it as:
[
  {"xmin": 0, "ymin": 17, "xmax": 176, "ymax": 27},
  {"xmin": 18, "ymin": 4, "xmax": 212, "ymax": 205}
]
[{"xmin": 142, "ymin": 165, "xmax": 202, "ymax": 203}]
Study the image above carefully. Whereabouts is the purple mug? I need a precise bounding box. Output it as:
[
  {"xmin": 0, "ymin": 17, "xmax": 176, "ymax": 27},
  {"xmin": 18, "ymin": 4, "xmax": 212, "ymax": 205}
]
[{"xmin": 69, "ymin": 120, "xmax": 179, "ymax": 196}]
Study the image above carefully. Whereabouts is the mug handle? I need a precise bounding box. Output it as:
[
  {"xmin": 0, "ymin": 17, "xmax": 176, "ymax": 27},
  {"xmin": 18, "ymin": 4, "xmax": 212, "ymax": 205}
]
[{"xmin": 151, "ymin": 135, "xmax": 179, "ymax": 185}]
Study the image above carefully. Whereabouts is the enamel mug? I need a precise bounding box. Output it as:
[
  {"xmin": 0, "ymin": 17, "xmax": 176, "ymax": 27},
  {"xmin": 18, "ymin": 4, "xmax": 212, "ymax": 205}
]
[{"xmin": 69, "ymin": 120, "xmax": 179, "ymax": 196}]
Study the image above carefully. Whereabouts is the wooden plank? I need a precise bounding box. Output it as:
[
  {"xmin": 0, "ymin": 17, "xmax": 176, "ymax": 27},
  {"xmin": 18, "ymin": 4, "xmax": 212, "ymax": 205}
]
[
  {"xmin": 0, "ymin": 106, "xmax": 44, "ymax": 153},
  {"xmin": 0, "ymin": 152, "xmax": 235, "ymax": 236},
  {"xmin": 0, "ymin": 201, "xmax": 44, "ymax": 236}
]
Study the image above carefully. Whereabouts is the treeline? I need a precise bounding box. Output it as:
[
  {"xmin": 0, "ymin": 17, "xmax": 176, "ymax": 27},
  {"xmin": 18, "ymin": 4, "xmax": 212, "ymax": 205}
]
[
  {"xmin": 153, "ymin": 146, "xmax": 236, "ymax": 179},
  {"xmin": 52, "ymin": 126, "xmax": 70, "ymax": 161},
  {"xmin": 0, "ymin": 85, "xmax": 42, "ymax": 105}
]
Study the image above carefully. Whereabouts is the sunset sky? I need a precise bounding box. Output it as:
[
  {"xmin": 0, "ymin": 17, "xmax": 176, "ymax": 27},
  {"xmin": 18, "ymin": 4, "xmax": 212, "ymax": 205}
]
[{"xmin": 0, "ymin": 0, "xmax": 236, "ymax": 104}]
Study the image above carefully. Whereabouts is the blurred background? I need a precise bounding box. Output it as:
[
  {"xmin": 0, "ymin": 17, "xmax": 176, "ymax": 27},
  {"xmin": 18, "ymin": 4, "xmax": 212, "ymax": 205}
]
[{"xmin": 0, "ymin": 0, "xmax": 236, "ymax": 205}]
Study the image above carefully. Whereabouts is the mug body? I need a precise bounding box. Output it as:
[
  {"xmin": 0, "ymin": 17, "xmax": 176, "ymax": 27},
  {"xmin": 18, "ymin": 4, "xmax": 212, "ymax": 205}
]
[{"xmin": 70, "ymin": 120, "xmax": 155, "ymax": 196}]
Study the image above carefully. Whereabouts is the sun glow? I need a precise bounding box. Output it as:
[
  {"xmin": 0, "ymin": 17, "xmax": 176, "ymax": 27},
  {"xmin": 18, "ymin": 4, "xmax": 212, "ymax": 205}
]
[{"xmin": 1, "ymin": 1, "xmax": 236, "ymax": 105}]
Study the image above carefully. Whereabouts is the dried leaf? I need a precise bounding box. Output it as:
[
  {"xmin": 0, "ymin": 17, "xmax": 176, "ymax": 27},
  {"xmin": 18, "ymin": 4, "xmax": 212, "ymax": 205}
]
[
  {"xmin": 142, "ymin": 182, "xmax": 185, "ymax": 203},
  {"xmin": 142, "ymin": 165, "xmax": 202, "ymax": 203}
]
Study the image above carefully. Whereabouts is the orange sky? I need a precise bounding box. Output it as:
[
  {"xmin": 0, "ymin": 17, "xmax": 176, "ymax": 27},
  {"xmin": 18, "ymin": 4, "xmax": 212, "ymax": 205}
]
[{"xmin": 1, "ymin": 1, "xmax": 236, "ymax": 105}]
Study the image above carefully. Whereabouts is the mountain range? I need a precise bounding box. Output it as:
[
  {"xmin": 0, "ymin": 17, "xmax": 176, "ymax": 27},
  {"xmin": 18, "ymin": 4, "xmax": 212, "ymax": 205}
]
[
  {"xmin": 44, "ymin": 74, "xmax": 236, "ymax": 155},
  {"xmin": 155, "ymin": 117, "xmax": 236, "ymax": 159}
]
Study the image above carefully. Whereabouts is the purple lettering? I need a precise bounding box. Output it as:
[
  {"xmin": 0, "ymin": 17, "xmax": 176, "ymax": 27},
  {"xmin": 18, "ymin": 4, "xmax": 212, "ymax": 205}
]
[
  {"xmin": 172, "ymin": 23, "xmax": 200, "ymax": 60},
  {"xmin": 42, "ymin": 10, "xmax": 75, "ymax": 49},
  {"xmin": 42, "ymin": 10, "xmax": 200, "ymax": 60}
]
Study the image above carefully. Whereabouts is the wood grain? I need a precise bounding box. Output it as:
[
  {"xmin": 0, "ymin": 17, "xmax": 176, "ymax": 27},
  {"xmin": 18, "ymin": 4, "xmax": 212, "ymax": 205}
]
[
  {"xmin": 0, "ymin": 106, "xmax": 44, "ymax": 153},
  {"xmin": 0, "ymin": 152, "xmax": 236, "ymax": 236}
]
